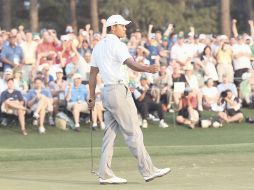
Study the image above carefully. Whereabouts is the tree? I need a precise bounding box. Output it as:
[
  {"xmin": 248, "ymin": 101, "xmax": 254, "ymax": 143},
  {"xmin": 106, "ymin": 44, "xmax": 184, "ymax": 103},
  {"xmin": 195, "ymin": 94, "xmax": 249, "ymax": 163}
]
[
  {"xmin": 30, "ymin": 0, "xmax": 39, "ymax": 32},
  {"xmin": 2, "ymin": 0, "xmax": 12, "ymax": 30},
  {"xmin": 70, "ymin": 0, "xmax": 77, "ymax": 34},
  {"xmin": 246, "ymin": 0, "xmax": 253, "ymax": 21},
  {"xmin": 90, "ymin": 0, "xmax": 99, "ymax": 32},
  {"xmin": 220, "ymin": 0, "xmax": 231, "ymax": 36}
]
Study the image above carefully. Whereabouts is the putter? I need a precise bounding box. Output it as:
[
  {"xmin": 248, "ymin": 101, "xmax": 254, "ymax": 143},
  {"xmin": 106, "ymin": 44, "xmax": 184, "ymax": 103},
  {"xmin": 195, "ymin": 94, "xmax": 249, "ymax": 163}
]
[{"xmin": 89, "ymin": 107, "xmax": 99, "ymax": 176}]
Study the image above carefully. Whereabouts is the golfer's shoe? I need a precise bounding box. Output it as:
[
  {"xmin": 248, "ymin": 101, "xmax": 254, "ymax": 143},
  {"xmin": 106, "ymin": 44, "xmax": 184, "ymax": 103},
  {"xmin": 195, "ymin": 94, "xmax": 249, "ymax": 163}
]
[
  {"xmin": 99, "ymin": 176, "xmax": 127, "ymax": 184},
  {"xmin": 144, "ymin": 168, "xmax": 171, "ymax": 182}
]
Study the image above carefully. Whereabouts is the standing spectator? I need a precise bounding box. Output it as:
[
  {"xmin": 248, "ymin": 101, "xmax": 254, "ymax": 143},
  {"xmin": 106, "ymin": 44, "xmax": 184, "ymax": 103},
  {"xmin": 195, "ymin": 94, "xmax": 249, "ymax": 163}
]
[
  {"xmin": 232, "ymin": 36, "xmax": 252, "ymax": 85},
  {"xmin": 0, "ymin": 35, "xmax": 4, "ymax": 75},
  {"xmin": 36, "ymin": 31, "xmax": 57, "ymax": 67},
  {"xmin": 0, "ymin": 78, "xmax": 27, "ymax": 135},
  {"xmin": 215, "ymin": 37, "xmax": 234, "ymax": 83},
  {"xmin": 20, "ymin": 31, "xmax": 38, "ymax": 84},
  {"xmin": 200, "ymin": 45, "xmax": 219, "ymax": 83},
  {"xmin": 65, "ymin": 73, "xmax": 89, "ymax": 131},
  {"xmin": 1, "ymin": 33, "xmax": 24, "ymax": 71}
]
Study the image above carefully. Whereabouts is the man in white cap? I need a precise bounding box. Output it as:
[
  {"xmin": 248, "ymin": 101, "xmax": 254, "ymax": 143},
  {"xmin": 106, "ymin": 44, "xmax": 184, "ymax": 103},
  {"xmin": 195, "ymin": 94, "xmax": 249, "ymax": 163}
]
[{"xmin": 88, "ymin": 14, "xmax": 171, "ymax": 184}]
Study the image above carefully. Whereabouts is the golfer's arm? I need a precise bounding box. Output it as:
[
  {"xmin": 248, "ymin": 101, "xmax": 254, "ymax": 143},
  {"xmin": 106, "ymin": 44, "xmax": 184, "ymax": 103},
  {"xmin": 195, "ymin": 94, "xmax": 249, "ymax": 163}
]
[
  {"xmin": 124, "ymin": 57, "xmax": 150, "ymax": 72},
  {"xmin": 89, "ymin": 66, "xmax": 99, "ymax": 100}
]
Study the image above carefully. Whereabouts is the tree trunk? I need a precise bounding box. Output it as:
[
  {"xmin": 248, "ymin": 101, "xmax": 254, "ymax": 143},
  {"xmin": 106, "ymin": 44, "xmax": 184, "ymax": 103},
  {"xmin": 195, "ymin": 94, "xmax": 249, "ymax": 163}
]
[
  {"xmin": 90, "ymin": 0, "xmax": 99, "ymax": 32},
  {"xmin": 2, "ymin": 0, "xmax": 11, "ymax": 30},
  {"xmin": 70, "ymin": 0, "xmax": 77, "ymax": 34},
  {"xmin": 247, "ymin": 0, "xmax": 253, "ymax": 20},
  {"xmin": 220, "ymin": 0, "xmax": 231, "ymax": 36},
  {"xmin": 30, "ymin": 0, "xmax": 39, "ymax": 32}
]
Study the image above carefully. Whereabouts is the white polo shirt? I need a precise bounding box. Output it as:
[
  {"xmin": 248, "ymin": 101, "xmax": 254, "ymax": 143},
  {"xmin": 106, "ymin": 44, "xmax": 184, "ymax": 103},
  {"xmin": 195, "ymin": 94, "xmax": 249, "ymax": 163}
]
[
  {"xmin": 232, "ymin": 43, "xmax": 251, "ymax": 70},
  {"xmin": 91, "ymin": 34, "xmax": 131, "ymax": 85}
]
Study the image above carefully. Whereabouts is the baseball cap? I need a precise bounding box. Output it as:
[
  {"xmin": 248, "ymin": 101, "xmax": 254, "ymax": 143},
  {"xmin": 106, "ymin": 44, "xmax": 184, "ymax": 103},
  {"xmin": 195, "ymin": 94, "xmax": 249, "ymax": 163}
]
[
  {"xmin": 72, "ymin": 73, "xmax": 82, "ymax": 80},
  {"xmin": 106, "ymin": 15, "xmax": 131, "ymax": 27}
]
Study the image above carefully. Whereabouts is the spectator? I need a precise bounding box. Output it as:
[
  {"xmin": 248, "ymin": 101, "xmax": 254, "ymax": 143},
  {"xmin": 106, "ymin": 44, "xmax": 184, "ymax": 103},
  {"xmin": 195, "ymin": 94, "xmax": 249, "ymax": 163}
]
[
  {"xmin": 65, "ymin": 73, "xmax": 89, "ymax": 131},
  {"xmin": 153, "ymin": 65, "xmax": 172, "ymax": 112},
  {"xmin": 176, "ymin": 88, "xmax": 199, "ymax": 129},
  {"xmin": 200, "ymin": 45, "xmax": 219, "ymax": 83},
  {"xmin": 215, "ymin": 38, "xmax": 234, "ymax": 83},
  {"xmin": 232, "ymin": 36, "xmax": 252, "ymax": 85},
  {"xmin": 218, "ymin": 89, "xmax": 244, "ymax": 123},
  {"xmin": 133, "ymin": 75, "xmax": 169, "ymax": 129},
  {"xmin": 13, "ymin": 67, "xmax": 28, "ymax": 96},
  {"xmin": 201, "ymin": 78, "xmax": 220, "ymax": 110},
  {"xmin": 91, "ymin": 75, "xmax": 105, "ymax": 130},
  {"xmin": 239, "ymin": 72, "xmax": 254, "ymax": 108},
  {"xmin": 20, "ymin": 31, "xmax": 38, "ymax": 84},
  {"xmin": 26, "ymin": 77, "xmax": 53, "ymax": 134},
  {"xmin": 49, "ymin": 67, "xmax": 67, "ymax": 114},
  {"xmin": 217, "ymin": 73, "xmax": 238, "ymax": 97},
  {"xmin": 0, "ymin": 68, "xmax": 13, "ymax": 94},
  {"xmin": 0, "ymin": 78, "xmax": 27, "ymax": 135},
  {"xmin": 1, "ymin": 33, "xmax": 24, "ymax": 71}
]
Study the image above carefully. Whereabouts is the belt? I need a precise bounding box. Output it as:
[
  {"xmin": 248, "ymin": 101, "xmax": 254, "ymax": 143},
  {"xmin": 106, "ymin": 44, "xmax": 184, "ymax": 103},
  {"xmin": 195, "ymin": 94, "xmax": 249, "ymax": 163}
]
[{"xmin": 104, "ymin": 80, "xmax": 125, "ymax": 87}]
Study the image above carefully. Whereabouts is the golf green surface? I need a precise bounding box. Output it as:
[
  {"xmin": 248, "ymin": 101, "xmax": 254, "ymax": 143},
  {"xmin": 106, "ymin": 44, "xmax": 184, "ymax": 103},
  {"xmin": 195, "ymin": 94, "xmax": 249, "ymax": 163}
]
[{"xmin": 0, "ymin": 110, "xmax": 254, "ymax": 190}]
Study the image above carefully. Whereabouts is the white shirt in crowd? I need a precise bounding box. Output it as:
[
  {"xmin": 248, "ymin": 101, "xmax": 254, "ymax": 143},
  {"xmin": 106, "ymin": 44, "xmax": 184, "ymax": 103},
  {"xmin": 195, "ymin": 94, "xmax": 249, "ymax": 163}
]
[
  {"xmin": 91, "ymin": 34, "xmax": 131, "ymax": 85},
  {"xmin": 232, "ymin": 43, "xmax": 252, "ymax": 70},
  {"xmin": 171, "ymin": 43, "xmax": 191, "ymax": 64},
  {"xmin": 202, "ymin": 86, "xmax": 219, "ymax": 100}
]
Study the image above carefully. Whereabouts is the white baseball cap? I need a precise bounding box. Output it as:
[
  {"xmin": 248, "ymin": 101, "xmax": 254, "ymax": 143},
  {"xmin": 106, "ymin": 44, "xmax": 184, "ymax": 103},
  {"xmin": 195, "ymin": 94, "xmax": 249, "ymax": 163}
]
[
  {"xmin": 72, "ymin": 73, "xmax": 82, "ymax": 80},
  {"xmin": 106, "ymin": 15, "xmax": 131, "ymax": 27}
]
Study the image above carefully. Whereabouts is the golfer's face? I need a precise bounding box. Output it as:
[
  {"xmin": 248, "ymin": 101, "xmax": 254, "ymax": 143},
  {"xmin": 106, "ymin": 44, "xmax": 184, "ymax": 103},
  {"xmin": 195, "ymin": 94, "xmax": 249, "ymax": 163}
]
[{"xmin": 113, "ymin": 24, "xmax": 126, "ymax": 38}]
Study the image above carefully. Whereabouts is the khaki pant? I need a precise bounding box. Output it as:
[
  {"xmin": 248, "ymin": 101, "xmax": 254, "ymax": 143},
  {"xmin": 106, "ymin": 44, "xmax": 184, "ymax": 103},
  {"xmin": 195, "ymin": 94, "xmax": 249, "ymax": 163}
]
[{"xmin": 99, "ymin": 84, "xmax": 158, "ymax": 179}]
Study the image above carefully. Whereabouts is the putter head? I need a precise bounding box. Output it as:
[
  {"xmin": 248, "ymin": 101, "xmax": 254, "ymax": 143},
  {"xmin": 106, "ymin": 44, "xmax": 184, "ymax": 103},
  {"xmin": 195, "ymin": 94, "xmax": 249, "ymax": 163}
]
[{"xmin": 91, "ymin": 170, "xmax": 99, "ymax": 176}]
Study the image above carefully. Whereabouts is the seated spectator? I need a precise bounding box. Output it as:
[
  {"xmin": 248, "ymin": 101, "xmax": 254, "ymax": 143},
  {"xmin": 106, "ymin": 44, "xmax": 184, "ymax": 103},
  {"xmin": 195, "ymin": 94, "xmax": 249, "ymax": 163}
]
[
  {"xmin": 0, "ymin": 68, "xmax": 13, "ymax": 94},
  {"xmin": 184, "ymin": 64, "xmax": 203, "ymax": 111},
  {"xmin": 201, "ymin": 78, "xmax": 220, "ymax": 110},
  {"xmin": 65, "ymin": 73, "xmax": 89, "ymax": 131},
  {"xmin": 239, "ymin": 72, "xmax": 254, "ymax": 108},
  {"xmin": 218, "ymin": 89, "xmax": 244, "ymax": 123},
  {"xmin": 13, "ymin": 67, "xmax": 28, "ymax": 96},
  {"xmin": 153, "ymin": 64, "xmax": 172, "ymax": 112},
  {"xmin": 26, "ymin": 77, "xmax": 53, "ymax": 134},
  {"xmin": 91, "ymin": 75, "xmax": 105, "ymax": 130},
  {"xmin": 176, "ymin": 88, "xmax": 199, "ymax": 129},
  {"xmin": 132, "ymin": 75, "xmax": 169, "ymax": 129},
  {"xmin": 217, "ymin": 73, "xmax": 238, "ymax": 97},
  {"xmin": 171, "ymin": 63, "xmax": 186, "ymax": 108},
  {"xmin": 49, "ymin": 68, "xmax": 67, "ymax": 114},
  {"xmin": 0, "ymin": 78, "xmax": 27, "ymax": 135}
]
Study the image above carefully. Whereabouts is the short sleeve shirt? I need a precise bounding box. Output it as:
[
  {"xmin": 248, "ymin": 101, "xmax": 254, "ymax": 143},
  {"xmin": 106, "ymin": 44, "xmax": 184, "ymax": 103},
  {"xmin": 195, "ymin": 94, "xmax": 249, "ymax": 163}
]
[{"xmin": 91, "ymin": 34, "xmax": 132, "ymax": 85}]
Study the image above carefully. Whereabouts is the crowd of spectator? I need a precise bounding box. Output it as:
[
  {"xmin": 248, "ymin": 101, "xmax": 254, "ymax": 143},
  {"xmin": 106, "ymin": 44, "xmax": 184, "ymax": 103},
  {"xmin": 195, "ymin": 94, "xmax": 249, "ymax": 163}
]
[{"xmin": 0, "ymin": 18, "xmax": 254, "ymax": 135}]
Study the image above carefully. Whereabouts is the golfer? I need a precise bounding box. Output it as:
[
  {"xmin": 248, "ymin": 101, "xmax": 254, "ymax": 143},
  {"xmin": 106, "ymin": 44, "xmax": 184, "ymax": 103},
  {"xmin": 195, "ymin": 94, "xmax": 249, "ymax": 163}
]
[{"xmin": 88, "ymin": 15, "xmax": 171, "ymax": 184}]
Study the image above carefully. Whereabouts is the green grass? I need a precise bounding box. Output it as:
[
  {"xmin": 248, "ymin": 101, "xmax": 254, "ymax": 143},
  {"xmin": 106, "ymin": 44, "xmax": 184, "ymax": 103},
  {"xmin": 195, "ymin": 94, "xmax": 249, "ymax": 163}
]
[{"xmin": 0, "ymin": 109, "xmax": 254, "ymax": 190}]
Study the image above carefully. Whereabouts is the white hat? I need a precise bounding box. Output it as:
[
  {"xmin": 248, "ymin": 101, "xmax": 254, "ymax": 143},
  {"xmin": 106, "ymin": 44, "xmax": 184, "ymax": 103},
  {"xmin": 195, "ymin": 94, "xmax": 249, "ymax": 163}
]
[
  {"xmin": 106, "ymin": 15, "xmax": 131, "ymax": 27},
  {"xmin": 4, "ymin": 68, "xmax": 13, "ymax": 75},
  {"xmin": 72, "ymin": 73, "xmax": 82, "ymax": 80}
]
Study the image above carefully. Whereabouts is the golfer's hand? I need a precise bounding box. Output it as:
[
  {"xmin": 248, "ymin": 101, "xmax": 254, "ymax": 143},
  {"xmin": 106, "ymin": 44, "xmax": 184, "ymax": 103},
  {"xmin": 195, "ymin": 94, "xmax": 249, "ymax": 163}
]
[
  {"xmin": 148, "ymin": 63, "xmax": 160, "ymax": 73},
  {"xmin": 88, "ymin": 98, "xmax": 95, "ymax": 110}
]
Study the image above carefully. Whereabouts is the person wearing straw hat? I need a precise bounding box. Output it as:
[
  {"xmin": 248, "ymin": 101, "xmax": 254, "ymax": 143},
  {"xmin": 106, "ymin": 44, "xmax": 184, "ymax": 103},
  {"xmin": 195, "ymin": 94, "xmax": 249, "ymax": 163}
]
[{"xmin": 88, "ymin": 15, "xmax": 171, "ymax": 184}]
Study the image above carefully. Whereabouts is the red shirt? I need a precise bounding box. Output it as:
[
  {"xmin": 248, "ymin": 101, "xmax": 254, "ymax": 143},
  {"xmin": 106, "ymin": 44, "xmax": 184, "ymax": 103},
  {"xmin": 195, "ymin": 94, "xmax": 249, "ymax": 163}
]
[{"xmin": 36, "ymin": 42, "xmax": 57, "ymax": 65}]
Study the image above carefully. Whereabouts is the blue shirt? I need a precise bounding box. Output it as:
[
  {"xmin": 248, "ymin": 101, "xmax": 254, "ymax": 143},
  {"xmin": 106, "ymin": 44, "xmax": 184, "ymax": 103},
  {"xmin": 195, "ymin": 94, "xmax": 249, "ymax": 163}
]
[
  {"xmin": 25, "ymin": 88, "xmax": 52, "ymax": 102},
  {"xmin": 1, "ymin": 44, "xmax": 23, "ymax": 70},
  {"xmin": 65, "ymin": 84, "xmax": 88, "ymax": 102}
]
